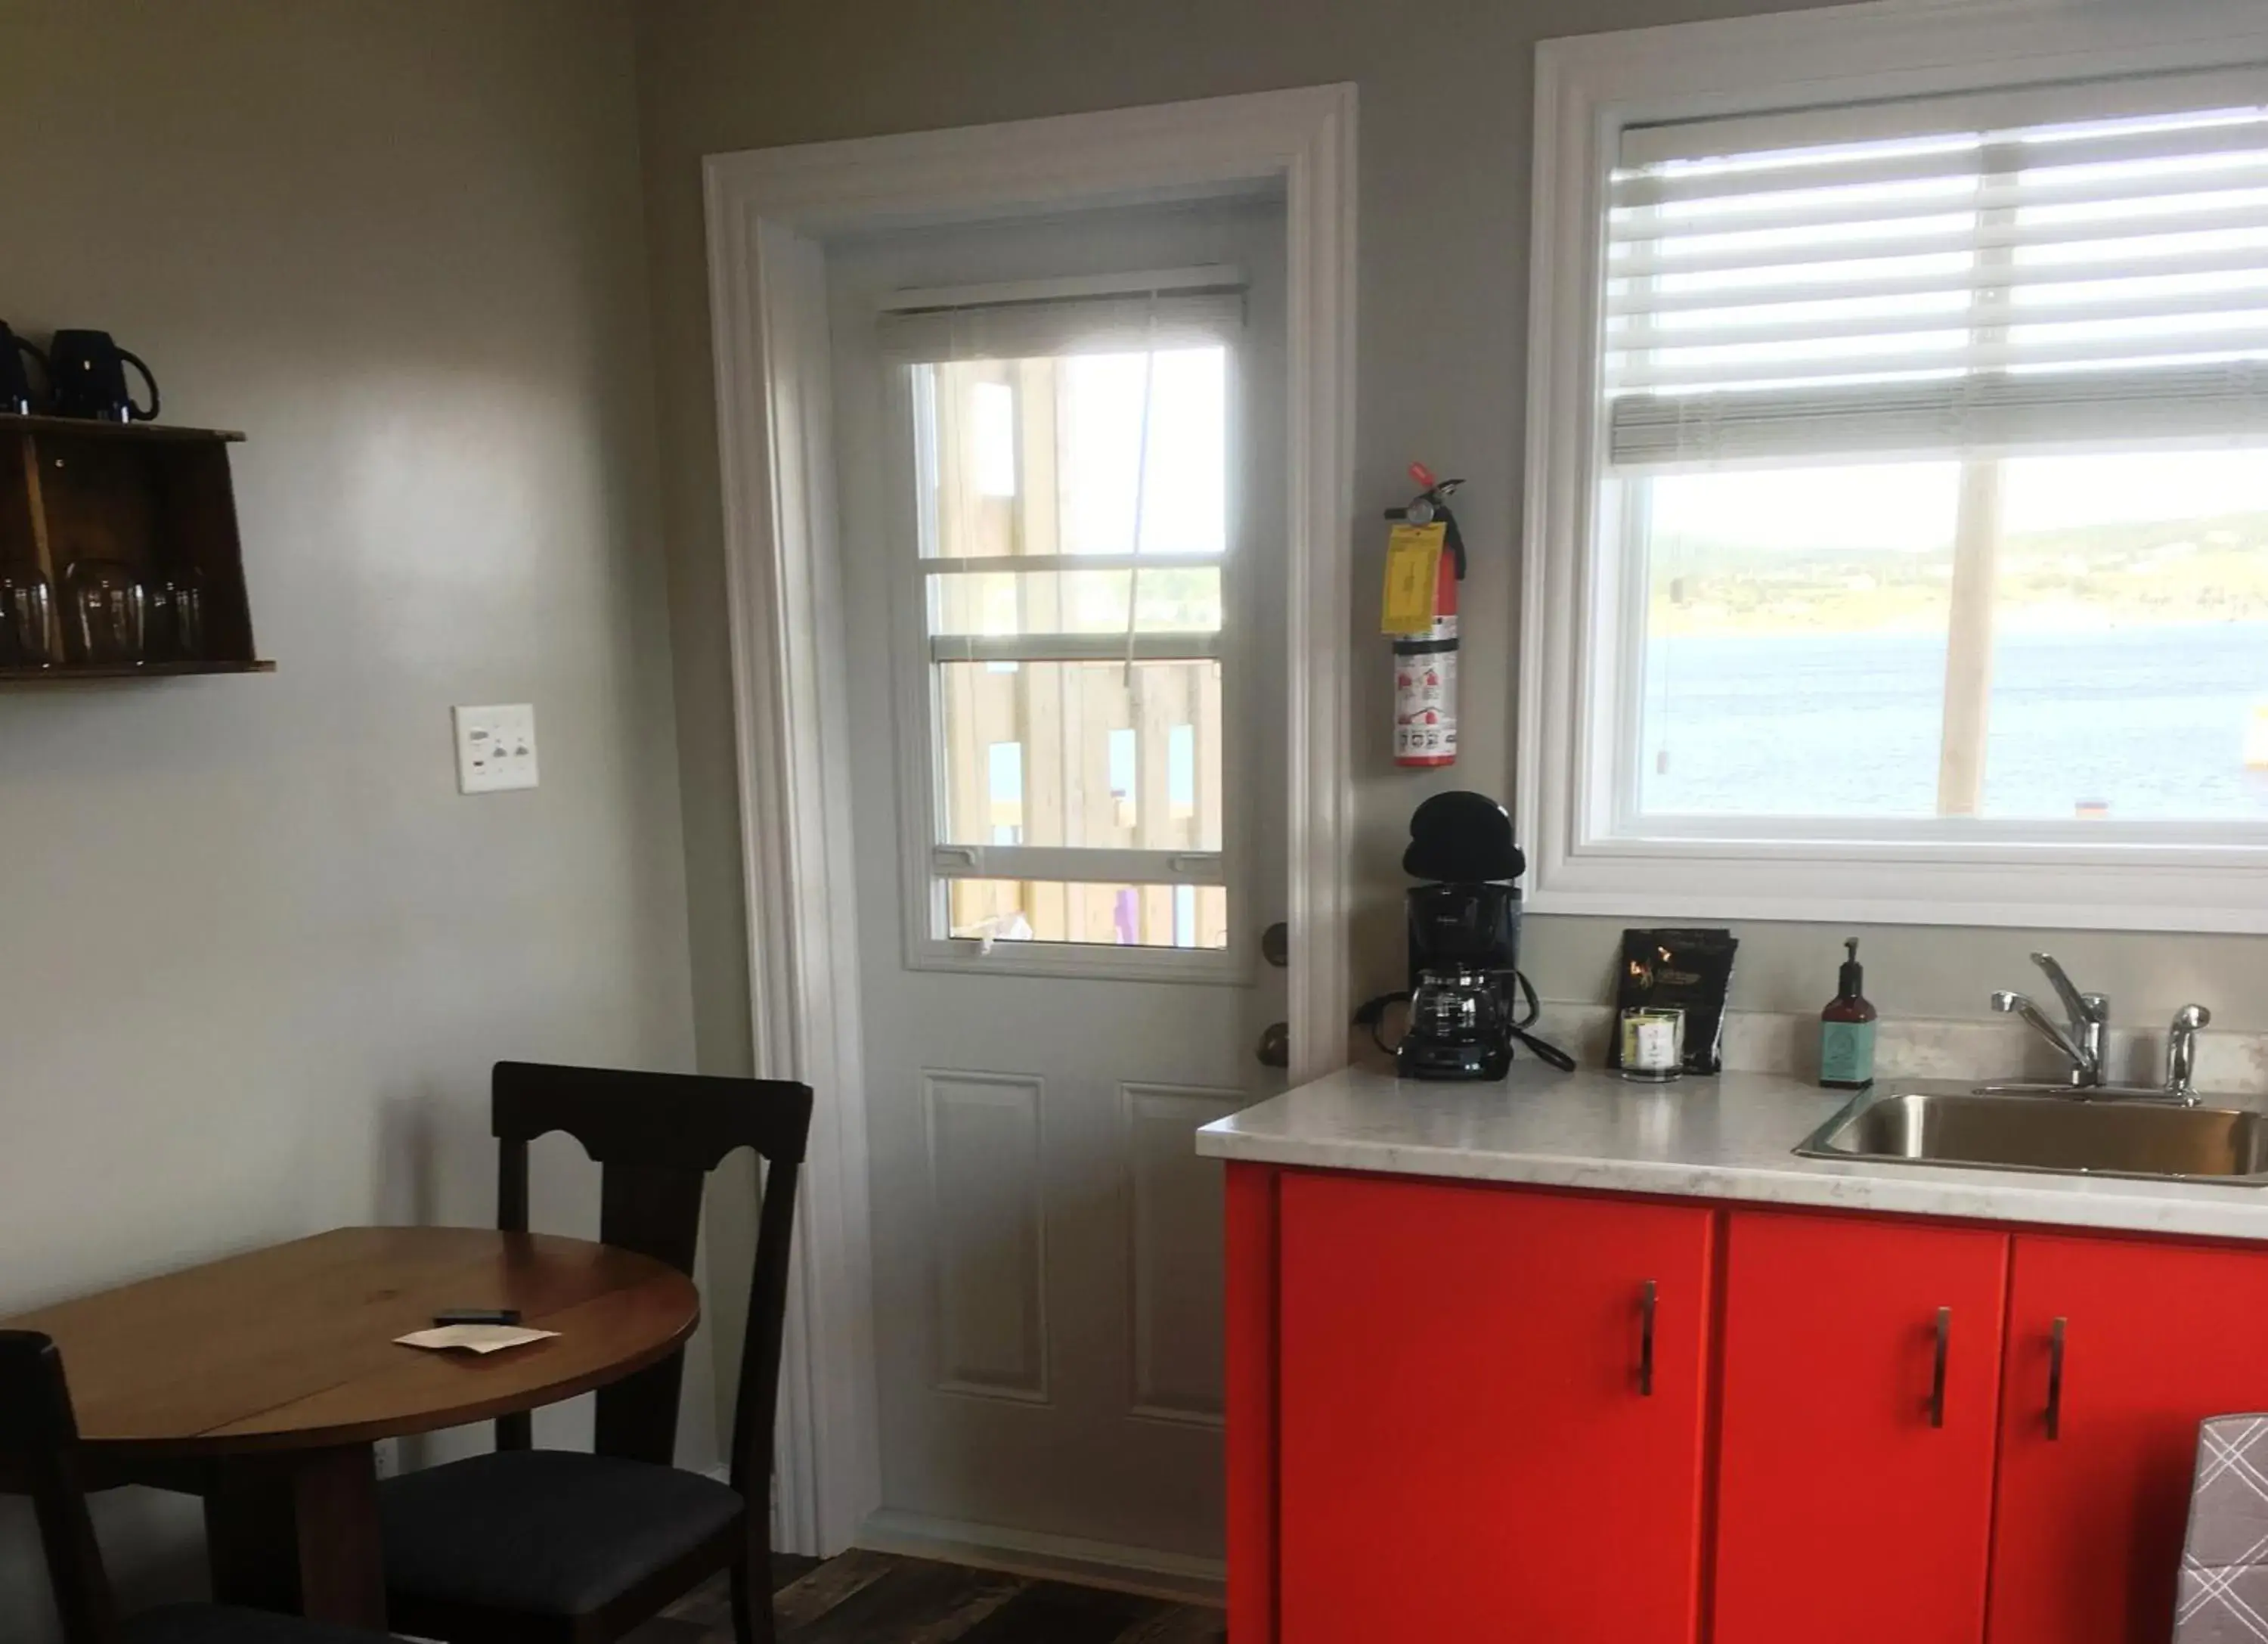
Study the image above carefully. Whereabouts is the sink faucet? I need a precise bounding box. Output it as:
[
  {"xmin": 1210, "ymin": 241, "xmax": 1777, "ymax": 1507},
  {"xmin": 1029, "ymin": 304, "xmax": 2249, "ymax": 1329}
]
[
  {"xmin": 1988, "ymin": 954, "xmax": 2213, "ymax": 1105},
  {"xmin": 1991, "ymin": 952, "xmax": 2109, "ymax": 1089}
]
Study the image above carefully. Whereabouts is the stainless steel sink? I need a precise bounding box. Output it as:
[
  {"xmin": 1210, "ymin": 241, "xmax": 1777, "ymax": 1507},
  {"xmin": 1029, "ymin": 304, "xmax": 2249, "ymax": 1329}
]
[{"xmin": 1796, "ymin": 1085, "xmax": 2268, "ymax": 1184}]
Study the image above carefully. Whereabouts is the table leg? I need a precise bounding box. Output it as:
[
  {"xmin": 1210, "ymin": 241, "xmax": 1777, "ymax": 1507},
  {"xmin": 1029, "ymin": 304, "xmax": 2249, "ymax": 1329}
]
[{"xmin": 203, "ymin": 1444, "xmax": 386, "ymax": 1627}]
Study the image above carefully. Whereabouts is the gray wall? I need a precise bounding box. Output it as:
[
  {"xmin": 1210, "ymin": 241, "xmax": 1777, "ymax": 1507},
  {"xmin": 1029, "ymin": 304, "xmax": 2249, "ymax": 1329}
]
[
  {"xmin": 634, "ymin": 0, "xmax": 2268, "ymax": 1045},
  {"xmin": 0, "ymin": 1, "xmax": 699, "ymax": 1631}
]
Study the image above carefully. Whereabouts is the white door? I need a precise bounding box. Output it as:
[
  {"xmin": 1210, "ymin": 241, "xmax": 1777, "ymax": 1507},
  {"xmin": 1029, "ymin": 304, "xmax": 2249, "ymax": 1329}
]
[{"xmin": 828, "ymin": 194, "xmax": 1289, "ymax": 1562}]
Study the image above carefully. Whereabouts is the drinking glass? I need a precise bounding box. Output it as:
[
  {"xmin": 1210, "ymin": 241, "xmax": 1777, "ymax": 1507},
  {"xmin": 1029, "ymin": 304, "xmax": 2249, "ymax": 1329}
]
[
  {"xmin": 0, "ymin": 569, "xmax": 54, "ymax": 667},
  {"xmin": 150, "ymin": 569, "xmax": 205, "ymax": 662},
  {"xmin": 62, "ymin": 558, "xmax": 147, "ymax": 665}
]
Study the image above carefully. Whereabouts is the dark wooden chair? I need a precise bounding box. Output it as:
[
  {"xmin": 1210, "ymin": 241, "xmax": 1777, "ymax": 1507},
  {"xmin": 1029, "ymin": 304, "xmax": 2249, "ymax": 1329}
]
[
  {"xmin": 377, "ymin": 1061, "xmax": 813, "ymax": 1644},
  {"xmin": 0, "ymin": 1332, "xmax": 389, "ymax": 1644}
]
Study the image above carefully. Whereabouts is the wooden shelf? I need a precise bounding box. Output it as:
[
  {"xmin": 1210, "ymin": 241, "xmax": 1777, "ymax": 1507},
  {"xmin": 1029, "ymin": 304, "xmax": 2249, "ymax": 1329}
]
[
  {"xmin": 0, "ymin": 414, "xmax": 246, "ymax": 444},
  {"xmin": 2, "ymin": 417, "xmax": 263, "ymax": 674},
  {"xmin": 0, "ymin": 660, "xmax": 275, "ymax": 684}
]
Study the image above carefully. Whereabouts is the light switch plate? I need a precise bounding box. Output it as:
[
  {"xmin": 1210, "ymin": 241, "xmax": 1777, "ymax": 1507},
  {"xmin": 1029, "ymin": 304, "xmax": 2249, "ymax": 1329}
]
[{"xmin": 453, "ymin": 703, "xmax": 539, "ymax": 794}]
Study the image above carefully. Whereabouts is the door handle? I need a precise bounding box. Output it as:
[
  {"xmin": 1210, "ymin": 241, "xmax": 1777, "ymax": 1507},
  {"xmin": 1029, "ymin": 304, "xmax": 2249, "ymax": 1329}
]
[
  {"xmin": 1255, "ymin": 1022, "xmax": 1289, "ymax": 1069},
  {"xmin": 1929, "ymin": 1306, "xmax": 1950, "ymax": 1429},
  {"xmin": 1637, "ymin": 1280, "xmax": 1657, "ymax": 1397},
  {"xmin": 1261, "ymin": 921, "xmax": 1288, "ymax": 968},
  {"xmin": 2046, "ymin": 1317, "xmax": 2067, "ymax": 1441}
]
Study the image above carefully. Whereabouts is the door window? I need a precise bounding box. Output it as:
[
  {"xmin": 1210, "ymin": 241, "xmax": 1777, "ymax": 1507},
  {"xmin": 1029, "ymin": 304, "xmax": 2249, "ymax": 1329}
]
[{"xmin": 888, "ymin": 282, "xmax": 1241, "ymax": 957}]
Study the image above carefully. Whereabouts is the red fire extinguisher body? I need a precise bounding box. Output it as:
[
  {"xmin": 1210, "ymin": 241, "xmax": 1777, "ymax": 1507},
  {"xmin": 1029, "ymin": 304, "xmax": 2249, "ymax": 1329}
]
[{"xmin": 1393, "ymin": 541, "xmax": 1459, "ymax": 768}]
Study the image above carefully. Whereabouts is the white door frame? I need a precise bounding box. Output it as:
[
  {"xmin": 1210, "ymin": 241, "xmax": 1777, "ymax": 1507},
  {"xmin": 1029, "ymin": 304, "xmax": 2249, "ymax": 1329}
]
[{"xmin": 702, "ymin": 85, "xmax": 1358, "ymax": 1556}]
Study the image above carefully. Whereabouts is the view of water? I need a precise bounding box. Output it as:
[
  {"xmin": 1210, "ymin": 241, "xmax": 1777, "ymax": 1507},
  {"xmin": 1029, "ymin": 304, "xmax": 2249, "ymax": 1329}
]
[{"xmin": 1640, "ymin": 622, "xmax": 2268, "ymax": 820}]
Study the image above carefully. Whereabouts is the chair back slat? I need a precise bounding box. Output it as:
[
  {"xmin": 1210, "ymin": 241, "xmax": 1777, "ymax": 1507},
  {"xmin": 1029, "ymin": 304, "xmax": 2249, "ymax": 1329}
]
[
  {"xmin": 0, "ymin": 1332, "xmax": 119, "ymax": 1644},
  {"xmin": 590, "ymin": 1159, "xmax": 706, "ymax": 1464},
  {"xmin": 597, "ymin": 1160, "xmax": 708, "ymax": 1276},
  {"xmin": 487, "ymin": 1062, "xmax": 813, "ymax": 1472}
]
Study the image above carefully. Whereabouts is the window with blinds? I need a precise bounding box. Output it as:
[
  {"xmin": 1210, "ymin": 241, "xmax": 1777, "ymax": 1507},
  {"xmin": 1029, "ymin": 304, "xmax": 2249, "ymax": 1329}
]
[
  {"xmin": 1591, "ymin": 71, "xmax": 2268, "ymax": 831},
  {"xmin": 884, "ymin": 273, "xmax": 1241, "ymax": 951}
]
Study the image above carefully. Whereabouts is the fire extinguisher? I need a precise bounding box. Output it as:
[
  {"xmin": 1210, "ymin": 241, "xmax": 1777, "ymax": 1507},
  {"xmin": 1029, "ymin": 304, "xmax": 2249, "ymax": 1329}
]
[{"xmin": 1385, "ymin": 463, "xmax": 1466, "ymax": 768}]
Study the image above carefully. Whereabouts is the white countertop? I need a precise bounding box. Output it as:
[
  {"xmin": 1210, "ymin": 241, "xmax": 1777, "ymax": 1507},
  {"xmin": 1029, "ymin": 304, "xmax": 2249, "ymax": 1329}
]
[{"xmin": 1195, "ymin": 1063, "xmax": 2268, "ymax": 1242}]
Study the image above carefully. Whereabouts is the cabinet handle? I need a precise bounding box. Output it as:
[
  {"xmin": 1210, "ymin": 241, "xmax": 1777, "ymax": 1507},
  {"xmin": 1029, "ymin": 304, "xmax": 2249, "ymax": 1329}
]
[
  {"xmin": 1637, "ymin": 1280, "xmax": 1657, "ymax": 1397},
  {"xmin": 2046, "ymin": 1317, "xmax": 2067, "ymax": 1441},
  {"xmin": 1929, "ymin": 1306, "xmax": 1951, "ymax": 1429}
]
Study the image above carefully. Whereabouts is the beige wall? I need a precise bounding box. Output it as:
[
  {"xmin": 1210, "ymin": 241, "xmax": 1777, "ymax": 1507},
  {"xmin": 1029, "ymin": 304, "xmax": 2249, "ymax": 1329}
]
[
  {"xmin": 635, "ymin": 0, "xmax": 2268, "ymax": 1044},
  {"xmin": 0, "ymin": 0, "xmax": 699, "ymax": 1628}
]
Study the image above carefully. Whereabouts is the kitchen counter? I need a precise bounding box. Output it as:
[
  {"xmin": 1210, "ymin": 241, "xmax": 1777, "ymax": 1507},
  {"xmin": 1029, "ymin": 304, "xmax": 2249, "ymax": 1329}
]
[{"xmin": 1196, "ymin": 1062, "xmax": 2268, "ymax": 1241}]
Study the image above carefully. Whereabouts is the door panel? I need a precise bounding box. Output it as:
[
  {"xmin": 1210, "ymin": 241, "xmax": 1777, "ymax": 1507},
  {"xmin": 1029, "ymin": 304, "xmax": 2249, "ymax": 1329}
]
[
  {"xmin": 1715, "ymin": 1211, "xmax": 2007, "ymax": 1644},
  {"xmin": 1123, "ymin": 1084, "xmax": 1241, "ymax": 1422},
  {"xmin": 1278, "ymin": 1174, "xmax": 1714, "ymax": 1644},
  {"xmin": 1989, "ymin": 1234, "xmax": 2268, "ymax": 1644},
  {"xmin": 832, "ymin": 197, "xmax": 1289, "ymax": 1556},
  {"xmin": 922, "ymin": 1071, "xmax": 1048, "ymax": 1399}
]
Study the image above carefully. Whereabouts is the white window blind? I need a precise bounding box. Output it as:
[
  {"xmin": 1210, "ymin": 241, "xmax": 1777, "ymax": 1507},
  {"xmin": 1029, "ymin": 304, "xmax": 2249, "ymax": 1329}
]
[
  {"xmin": 878, "ymin": 285, "xmax": 1243, "ymax": 364},
  {"xmin": 1606, "ymin": 70, "xmax": 2268, "ymax": 469}
]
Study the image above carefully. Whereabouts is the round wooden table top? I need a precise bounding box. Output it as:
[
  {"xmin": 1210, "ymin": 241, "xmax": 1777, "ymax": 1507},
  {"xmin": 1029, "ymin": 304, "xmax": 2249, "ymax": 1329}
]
[{"xmin": 3, "ymin": 1226, "xmax": 700, "ymax": 1456}]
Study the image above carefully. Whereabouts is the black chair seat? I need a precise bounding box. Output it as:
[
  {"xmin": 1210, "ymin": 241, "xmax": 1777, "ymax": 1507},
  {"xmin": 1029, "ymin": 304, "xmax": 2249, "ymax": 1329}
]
[
  {"xmin": 380, "ymin": 1449, "xmax": 745, "ymax": 1618},
  {"xmin": 121, "ymin": 1606, "xmax": 394, "ymax": 1644}
]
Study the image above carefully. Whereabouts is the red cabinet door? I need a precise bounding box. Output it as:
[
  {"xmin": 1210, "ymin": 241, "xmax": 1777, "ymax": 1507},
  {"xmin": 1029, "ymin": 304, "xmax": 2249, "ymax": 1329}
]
[
  {"xmin": 1277, "ymin": 1174, "xmax": 1713, "ymax": 1644},
  {"xmin": 1714, "ymin": 1210, "xmax": 2008, "ymax": 1644},
  {"xmin": 1988, "ymin": 1233, "xmax": 2268, "ymax": 1644}
]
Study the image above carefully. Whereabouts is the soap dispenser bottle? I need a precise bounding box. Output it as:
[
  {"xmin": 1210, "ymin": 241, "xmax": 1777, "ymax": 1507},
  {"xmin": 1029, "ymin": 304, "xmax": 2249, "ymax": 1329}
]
[{"xmin": 1819, "ymin": 937, "xmax": 1877, "ymax": 1090}]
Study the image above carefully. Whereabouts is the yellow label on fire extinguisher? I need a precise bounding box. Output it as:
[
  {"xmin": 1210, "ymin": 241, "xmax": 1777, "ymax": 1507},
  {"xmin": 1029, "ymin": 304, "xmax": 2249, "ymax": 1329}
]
[{"xmin": 1380, "ymin": 522, "xmax": 1445, "ymax": 635}]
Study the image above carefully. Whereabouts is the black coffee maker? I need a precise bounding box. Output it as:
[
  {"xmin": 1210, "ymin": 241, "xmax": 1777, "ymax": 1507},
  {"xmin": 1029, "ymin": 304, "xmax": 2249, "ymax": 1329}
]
[{"xmin": 1385, "ymin": 792, "xmax": 1573, "ymax": 1080}]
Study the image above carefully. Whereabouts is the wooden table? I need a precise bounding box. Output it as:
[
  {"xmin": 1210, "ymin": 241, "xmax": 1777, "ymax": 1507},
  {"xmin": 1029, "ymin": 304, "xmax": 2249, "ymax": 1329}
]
[{"xmin": 3, "ymin": 1226, "xmax": 699, "ymax": 1627}]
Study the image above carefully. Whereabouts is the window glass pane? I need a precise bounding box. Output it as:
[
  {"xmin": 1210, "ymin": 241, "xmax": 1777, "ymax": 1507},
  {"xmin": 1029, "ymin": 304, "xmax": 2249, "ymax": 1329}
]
[
  {"xmin": 937, "ymin": 660, "xmax": 1222, "ymax": 849},
  {"xmin": 969, "ymin": 381, "xmax": 1018, "ymax": 497},
  {"xmin": 920, "ymin": 350, "xmax": 1227, "ymax": 558},
  {"xmin": 1636, "ymin": 461, "xmax": 1960, "ymax": 817},
  {"xmin": 986, "ymin": 742, "xmax": 1024, "ymax": 844},
  {"xmin": 1060, "ymin": 349, "xmax": 1226, "ymax": 556},
  {"xmin": 922, "ymin": 361, "xmax": 1021, "ymax": 558},
  {"xmin": 1628, "ymin": 449, "xmax": 2268, "ymax": 825},
  {"xmin": 947, "ymin": 879, "xmax": 1228, "ymax": 950},
  {"xmin": 926, "ymin": 567, "xmax": 1222, "ymax": 638},
  {"xmin": 1983, "ymin": 449, "xmax": 2268, "ymax": 820}
]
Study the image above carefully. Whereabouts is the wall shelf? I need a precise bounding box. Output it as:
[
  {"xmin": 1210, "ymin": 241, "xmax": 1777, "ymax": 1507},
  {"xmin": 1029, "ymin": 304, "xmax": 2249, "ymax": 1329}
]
[
  {"xmin": 2, "ymin": 414, "xmax": 271, "ymax": 678},
  {"xmin": 0, "ymin": 660, "xmax": 277, "ymax": 684}
]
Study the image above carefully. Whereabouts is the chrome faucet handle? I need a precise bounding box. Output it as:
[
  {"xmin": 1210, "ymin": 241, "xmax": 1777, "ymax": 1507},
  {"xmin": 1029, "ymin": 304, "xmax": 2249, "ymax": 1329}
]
[
  {"xmin": 1992, "ymin": 988, "xmax": 2094, "ymax": 1086},
  {"xmin": 2029, "ymin": 952, "xmax": 2103, "ymax": 1028},
  {"xmin": 2166, "ymin": 1003, "xmax": 2212, "ymax": 1106}
]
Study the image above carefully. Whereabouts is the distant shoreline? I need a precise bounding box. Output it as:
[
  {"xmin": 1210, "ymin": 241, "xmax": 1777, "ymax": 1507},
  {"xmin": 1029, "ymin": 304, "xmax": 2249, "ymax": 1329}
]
[{"xmin": 1650, "ymin": 610, "xmax": 2268, "ymax": 641}]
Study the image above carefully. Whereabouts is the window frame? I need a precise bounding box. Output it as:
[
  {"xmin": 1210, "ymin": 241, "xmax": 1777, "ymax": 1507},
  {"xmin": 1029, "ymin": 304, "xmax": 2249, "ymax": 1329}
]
[
  {"xmin": 1521, "ymin": 0, "xmax": 2268, "ymax": 933},
  {"xmin": 880, "ymin": 294, "xmax": 1256, "ymax": 982}
]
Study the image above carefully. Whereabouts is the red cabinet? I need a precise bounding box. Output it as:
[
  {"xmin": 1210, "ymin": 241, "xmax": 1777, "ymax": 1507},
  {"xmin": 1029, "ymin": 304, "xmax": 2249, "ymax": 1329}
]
[
  {"xmin": 1230, "ymin": 1165, "xmax": 2268, "ymax": 1644},
  {"xmin": 1714, "ymin": 1211, "xmax": 2009, "ymax": 1644},
  {"xmin": 1988, "ymin": 1233, "xmax": 2268, "ymax": 1644},
  {"xmin": 1275, "ymin": 1173, "xmax": 1714, "ymax": 1644}
]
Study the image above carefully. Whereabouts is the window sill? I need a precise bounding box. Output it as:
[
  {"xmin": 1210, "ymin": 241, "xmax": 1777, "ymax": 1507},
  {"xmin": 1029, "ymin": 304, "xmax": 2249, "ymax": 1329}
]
[{"xmin": 1526, "ymin": 839, "xmax": 2268, "ymax": 934}]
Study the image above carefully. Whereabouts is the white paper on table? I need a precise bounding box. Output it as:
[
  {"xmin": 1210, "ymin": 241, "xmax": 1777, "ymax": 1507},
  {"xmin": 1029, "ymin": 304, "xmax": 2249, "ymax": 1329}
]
[{"xmin": 394, "ymin": 1324, "xmax": 559, "ymax": 1355}]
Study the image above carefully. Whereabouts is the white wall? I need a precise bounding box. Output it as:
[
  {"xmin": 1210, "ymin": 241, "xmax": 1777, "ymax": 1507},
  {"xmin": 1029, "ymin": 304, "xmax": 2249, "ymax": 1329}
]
[{"xmin": 0, "ymin": 1, "xmax": 700, "ymax": 1631}]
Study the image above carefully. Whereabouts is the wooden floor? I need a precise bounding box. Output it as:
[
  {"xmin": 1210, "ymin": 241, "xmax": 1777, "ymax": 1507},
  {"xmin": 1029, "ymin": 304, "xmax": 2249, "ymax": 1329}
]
[{"xmin": 627, "ymin": 1551, "xmax": 1227, "ymax": 1644}]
